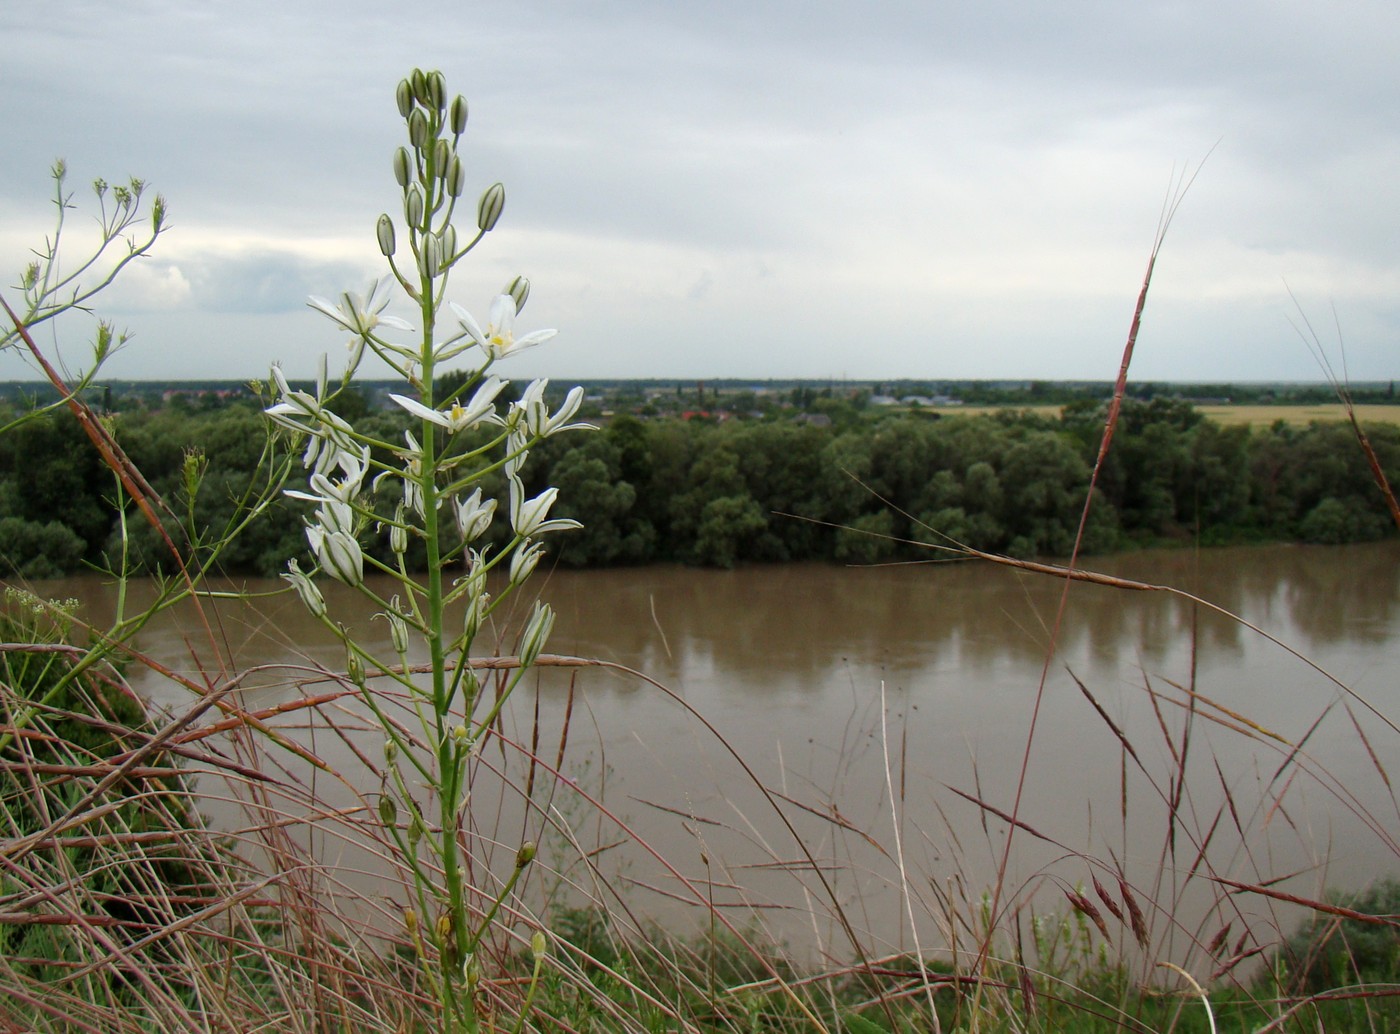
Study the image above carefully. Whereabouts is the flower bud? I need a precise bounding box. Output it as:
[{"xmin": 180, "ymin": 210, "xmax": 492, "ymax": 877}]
[
  {"xmin": 407, "ymin": 108, "xmax": 430, "ymax": 150},
  {"xmin": 477, "ymin": 182, "xmax": 505, "ymax": 232},
  {"xmin": 438, "ymin": 225, "xmax": 458, "ymax": 266},
  {"xmin": 464, "ymin": 953, "xmax": 481, "ymax": 990},
  {"xmin": 531, "ymin": 929, "xmax": 548, "ymax": 961},
  {"xmin": 433, "ymin": 139, "xmax": 451, "ymax": 180},
  {"xmin": 449, "ymin": 95, "xmax": 468, "ymax": 135},
  {"xmin": 410, "ymin": 68, "xmax": 429, "ymax": 105},
  {"xmin": 505, "ymin": 275, "xmax": 531, "ymax": 314},
  {"xmin": 405, "ymin": 183, "xmax": 425, "ymax": 228},
  {"xmin": 392, "ymin": 147, "xmax": 412, "ymax": 189},
  {"xmin": 445, "ymin": 155, "xmax": 466, "ymax": 199},
  {"xmin": 376, "ymin": 213, "xmax": 396, "ymax": 257},
  {"xmin": 378, "ymin": 794, "xmax": 398, "ymax": 826},
  {"xmin": 519, "ymin": 601, "xmax": 555, "ymax": 668},
  {"xmin": 182, "ymin": 447, "xmax": 207, "ymax": 499},
  {"xmin": 516, "ymin": 841, "xmax": 536, "ymax": 868},
  {"xmin": 419, "ymin": 233, "xmax": 441, "ymax": 278},
  {"xmin": 408, "ymin": 813, "xmax": 424, "ymax": 849},
  {"xmin": 389, "ymin": 519, "xmax": 408, "ymax": 555},
  {"xmin": 425, "ymin": 70, "xmax": 447, "ymax": 112},
  {"xmin": 389, "ymin": 609, "xmax": 409, "ymax": 655},
  {"xmin": 395, "ymin": 78, "xmax": 414, "ymax": 118},
  {"xmin": 462, "ymin": 591, "xmax": 484, "ymax": 644},
  {"xmin": 383, "ymin": 738, "xmax": 398, "ymax": 762},
  {"xmin": 404, "ymin": 908, "xmax": 418, "ymax": 934},
  {"xmin": 347, "ymin": 648, "xmax": 365, "ymax": 688}
]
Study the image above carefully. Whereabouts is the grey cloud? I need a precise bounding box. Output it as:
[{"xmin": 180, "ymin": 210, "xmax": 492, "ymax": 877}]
[
  {"xmin": 4, "ymin": 0, "xmax": 1400, "ymax": 380},
  {"xmin": 180, "ymin": 252, "xmax": 368, "ymax": 314}
]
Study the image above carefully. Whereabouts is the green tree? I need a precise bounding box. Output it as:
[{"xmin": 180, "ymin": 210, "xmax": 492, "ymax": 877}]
[
  {"xmin": 693, "ymin": 494, "xmax": 768, "ymax": 568},
  {"xmin": 547, "ymin": 438, "xmax": 652, "ymax": 565}
]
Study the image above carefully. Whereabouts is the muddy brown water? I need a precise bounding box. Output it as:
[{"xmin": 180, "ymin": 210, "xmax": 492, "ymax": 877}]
[{"xmin": 32, "ymin": 541, "xmax": 1400, "ymax": 967}]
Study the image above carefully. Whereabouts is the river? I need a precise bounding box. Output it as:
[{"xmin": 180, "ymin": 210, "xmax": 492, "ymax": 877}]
[{"xmin": 35, "ymin": 541, "xmax": 1400, "ymax": 970}]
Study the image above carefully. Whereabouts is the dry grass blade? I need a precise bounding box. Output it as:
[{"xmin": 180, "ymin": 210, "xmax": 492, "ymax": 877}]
[
  {"xmin": 973, "ymin": 161, "xmax": 1210, "ymax": 995},
  {"xmin": 1288, "ymin": 289, "xmax": 1400, "ymax": 532},
  {"xmin": 1210, "ymin": 876, "xmax": 1400, "ymax": 928},
  {"xmin": 1068, "ymin": 668, "xmax": 1146, "ymax": 773}
]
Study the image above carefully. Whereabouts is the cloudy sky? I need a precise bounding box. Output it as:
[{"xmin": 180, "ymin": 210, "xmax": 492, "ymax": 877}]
[{"xmin": 3, "ymin": 0, "xmax": 1398, "ymax": 383}]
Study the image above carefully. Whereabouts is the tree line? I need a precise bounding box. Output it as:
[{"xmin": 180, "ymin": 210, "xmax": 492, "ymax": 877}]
[{"xmin": 1, "ymin": 394, "xmax": 1396, "ymax": 578}]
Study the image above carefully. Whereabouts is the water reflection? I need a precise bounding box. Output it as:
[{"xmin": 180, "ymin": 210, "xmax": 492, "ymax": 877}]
[{"xmin": 26, "ymin": 541, "xmax": 1400, "ymax": 961}]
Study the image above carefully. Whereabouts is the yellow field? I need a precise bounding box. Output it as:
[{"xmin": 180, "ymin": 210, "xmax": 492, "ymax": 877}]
[
  {"xmin": 926, "ymin": 404, "xmax": 1062, "ymax": 419},
  {"xmin": 926, "ymin": 403, "xmax": 1400, "ymax": 427},
  {"xmin": 1195, "ymin": 404, "xmax": 1400, "ymax": 427}
]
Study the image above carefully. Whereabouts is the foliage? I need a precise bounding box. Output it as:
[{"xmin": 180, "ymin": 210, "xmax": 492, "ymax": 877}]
[
  {"xmin": 5, "ymin": 392, "xmax": 1400, "ymax": 574},
  {"xmin": 1271, "ymin": 879, "xmax": 1400, "ymax": 996}
]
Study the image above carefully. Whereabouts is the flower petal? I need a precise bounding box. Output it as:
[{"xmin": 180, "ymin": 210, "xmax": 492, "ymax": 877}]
[
  {"xmin": 449, "ymin": 301, "xmax": 487, "ymax": 346},
  {"xmin": 390, "ymin": 393, "xmax": 451, "ymax": 428}
]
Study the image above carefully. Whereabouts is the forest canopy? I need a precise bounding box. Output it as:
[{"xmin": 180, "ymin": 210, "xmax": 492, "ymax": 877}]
[{"xmin": 2, "ymin": 393, "xmax": 1395, "ymax": 577}]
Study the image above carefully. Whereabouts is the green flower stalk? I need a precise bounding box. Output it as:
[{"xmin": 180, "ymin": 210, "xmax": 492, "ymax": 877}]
[{"xmin": 263, "ymin": 68, "xmax": 591, "ymax": 1034}]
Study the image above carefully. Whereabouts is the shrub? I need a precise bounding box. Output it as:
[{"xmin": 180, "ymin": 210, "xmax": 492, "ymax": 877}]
[
  {"xmin": 0, "ymin": 516, "xmax": 86, "ymax": 577},
  {"xmin": 1271, "ymin": 878, "xmax": 1400, "ymax": 995}
]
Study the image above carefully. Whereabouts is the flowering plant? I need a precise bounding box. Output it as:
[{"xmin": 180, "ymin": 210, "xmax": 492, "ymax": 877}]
[{"xmin": 263, "ymin": 68, "xmax": 590, "ymax": 1032}]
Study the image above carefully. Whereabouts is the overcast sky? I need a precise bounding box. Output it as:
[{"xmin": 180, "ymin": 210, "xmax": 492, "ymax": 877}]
[{"xmin": 3, "ymin": 0, "xmax": 1398, "ymax": 384}]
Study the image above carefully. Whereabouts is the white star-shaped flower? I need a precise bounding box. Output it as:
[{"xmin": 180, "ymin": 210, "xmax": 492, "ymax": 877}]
[{"xmin": 450, "ymin": 295, "xmax": 556, "ymax": 361}]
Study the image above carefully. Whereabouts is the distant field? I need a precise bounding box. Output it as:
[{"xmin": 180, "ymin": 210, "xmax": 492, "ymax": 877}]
[
  {"xmin": 926, "ymin": 403, "xmax": 1400, "ymax": 427},
  {"xmin": 1195, "ymin": 403, "xmax": 1400, "ymax": 427}
]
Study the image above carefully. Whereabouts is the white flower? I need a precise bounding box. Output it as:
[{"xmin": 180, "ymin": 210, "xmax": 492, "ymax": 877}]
[
  {"xmin": 285, "ymin": 448, "xmax": 370, "ymax": 508},
  {"xmin": 301, "ymin": 410, "xmax": 359, "ymax": 476},
  {"xmin": 264, "ymin": 359, "xmax": 361, "ymax": 474},
  {"xmin": 389, "ymin": 375, "xmax": 508, "ymax": 434},
  {"xmin": 509, "ymin": 539, "xmax": 545, "ymax": 585},
  {"xmin": 450, "ymin": 295, "xmax": 556, "ymax": 361},
  {"xmin": 281, "ymin": 558, "xmax": 327, "ymax": 618},
  {"xmin": 265, "ymin": 363, "xmax": 323, "ymax": 431},
  {"xmin": 456, "ymin": 554, "xmax": 490, "ymax": 641},
  {"xmin": 513, "ymin": 379, "xmax": 593, "ymax": 439},
  {"xmin": 399, "ymin": 454, "xmax": 426, "ymax": 518},
  {"xmin": 309, "ymin": 279, "xmax": 413, "ymax": 348},
  {"xmin": 453, "ymin": 488, "xmax": 497, "ymax": 543},
  {"xmin": 504, "ymin": 427, "xmax": 530, "ymax": 480},
  {"xmin": 374, "ymin": 431, "xmax": 433, "ymax": 518},
  {"xmin": 509, "ymin": 476, "xmax": 581, "ymax": 538},
  {"xmin": 306, "ymin": 523, "xmax": 363, "ymax": 586}
]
